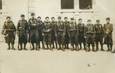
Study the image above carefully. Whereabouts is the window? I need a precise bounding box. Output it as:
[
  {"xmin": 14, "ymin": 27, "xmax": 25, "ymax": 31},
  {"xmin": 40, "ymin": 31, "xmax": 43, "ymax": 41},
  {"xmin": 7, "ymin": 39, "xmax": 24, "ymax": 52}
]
[
  {"xmin": 61, "ymin": 0, "xmax": 74, "ymax": 9},
  {"xmin": 0, "ymin": 0, "xmax": 2, "ymax": 9},
  {"xmin": 79, "ymin": 0, "xmax": 92, "ymax": 9}
]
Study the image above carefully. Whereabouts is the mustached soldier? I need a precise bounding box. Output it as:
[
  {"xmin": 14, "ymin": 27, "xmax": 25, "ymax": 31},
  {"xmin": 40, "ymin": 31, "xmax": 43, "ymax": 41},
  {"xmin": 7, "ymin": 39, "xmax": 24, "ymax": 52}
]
[
  {"xmin": 17, "ymin": 14, "xmax": 29, "ymax": 50},
  {"xmin": 50, "ymin": 17, "xmax": 58, "ymax": 49},
  {"xmin": 103, "ymin": 17, "xmax": 113, "ymax": 52},
  {"xmin": 94, "ymin": 20, "xmax": 104, "ymax": 51},
  {"xmin": 57, "ymin": 16, "xmax": 64, "ymax": 50},
  {"xmin": 63, "ymin": 17, "xmax": 70, "ymax": 49},
  {"xmin": 37, "ymin": 16, "xmax": 45, "ymax": 49},
  {"xmin": 28, "ymin": 13, "xmax": 38, "ymax": 50},
  {"xmin": 86, "ymin": 19, "xmax": 95, "ymax": 51},
  {"xmin": 69, "ymin": 18, "xmax": 78, "ymax": 50},
  {"xmin": 43, "ymin": 17, "xmax": 51, "ymax": 49},
  {"xmin": 78, "ymin": 18, "xmax": 86, "ymax": 50},
  {"xmin": 2, "ymin": 16, "xmax": 16, "ymax": 50}
]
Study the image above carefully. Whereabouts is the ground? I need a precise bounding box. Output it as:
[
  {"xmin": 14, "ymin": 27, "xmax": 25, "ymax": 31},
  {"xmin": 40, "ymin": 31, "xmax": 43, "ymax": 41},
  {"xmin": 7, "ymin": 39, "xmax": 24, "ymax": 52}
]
[{"xmin": 0, "ymin": 35, "xmax": 115, "ymax": 73}]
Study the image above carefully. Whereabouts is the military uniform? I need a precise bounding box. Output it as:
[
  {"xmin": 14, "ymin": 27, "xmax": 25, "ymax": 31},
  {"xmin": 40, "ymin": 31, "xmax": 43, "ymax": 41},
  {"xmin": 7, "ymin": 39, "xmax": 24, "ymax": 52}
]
[
  {"xmin": 43, "ymin": 20, "xmax": 51, "ymax": 49},
  {"xmin": 17, "ymin": 19, "xmax": 28, "ymax": 50},
  {"xmin": 78, "ymin": 23, "xmax": 86, "ymax": 50},
  {"xmin": 37, "ymin": 20, "xmax": 44, "ymax": 48},
  {"xmin": 63, "ymin": 20, "xmax": 70, "ymax": 49},
  {"xmin": 57, "ymin": 20, "xmax": 64, "ymax": 50},
  {"xmin": 28, "ymin": 18, "xmax": 38, "ymax": 50},
  {"xmin": 94, "ymin": 23, "xmax": 104, "ymax": 51},
  {"xmin": 50, "ymin": 20, "xmax": 58, "ymax": 49},
  {"xmin": 86, "ymin": 23, "xmax": 95, "ymax": 51},
  {"xmin": 2, "ymin": 20, "xmax": 16, "ymax": 50},
  {"xmin": 103, "ymin": 23, "xmax": 113, "ymax": 51},
  {"xmin": 69, "ymin": 20, "xmax": 78, "ymax": 50}
]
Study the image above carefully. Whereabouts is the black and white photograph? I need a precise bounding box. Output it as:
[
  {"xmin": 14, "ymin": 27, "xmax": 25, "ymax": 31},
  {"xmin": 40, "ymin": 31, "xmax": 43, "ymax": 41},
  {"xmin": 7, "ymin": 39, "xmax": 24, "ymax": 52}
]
[{"xmin": 0, "ymin": 0, "xmax": 115, "ymax": 73}]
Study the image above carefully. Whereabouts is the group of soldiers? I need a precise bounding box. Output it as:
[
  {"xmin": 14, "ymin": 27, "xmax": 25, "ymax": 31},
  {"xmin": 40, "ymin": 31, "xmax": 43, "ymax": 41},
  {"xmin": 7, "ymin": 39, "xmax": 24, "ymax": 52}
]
[{"xmin": 2, "ymin": 13, "xmax": 114, "ymax": 53}]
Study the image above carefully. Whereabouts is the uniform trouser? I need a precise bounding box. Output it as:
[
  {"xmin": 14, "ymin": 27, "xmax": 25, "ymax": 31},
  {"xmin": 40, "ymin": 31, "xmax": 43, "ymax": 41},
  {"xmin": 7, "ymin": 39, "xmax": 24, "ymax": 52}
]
[
  {"xmin": 43, "ymin": 33, "xmax": 51, "ymax": 49},
  {"xmin": 78, "ymin": 34, "xmax": 86, "ymax": 49},
  {"xmin": 95, "ymin": 33, "xmax": 103, "ymax": 50},
  {"xmin": 5, "ymin": 32, "xmax": 15, "ymax": 49},
  {"xmin": 51, "ymin": 32, "xmax": 57, "ymax": 48},
  {"xmin": 38, "ymin": 31, "xmax": 44, "ymax": 48},
  {"xmin": 64, "ymin": 32, "xmax": 69, "ymax": 49},
  {"xmin": 18, "ymin": 34, "xmax": 27, "ymax": 49},
  {"xmin": 57, "ymin": 32, "xmax": 64, "ymax": 49},
  {"xmin": 86, "ymin": 33, "xmax": 95, "ymax": 50},
  {"xmin": 104, "ymin": 34, "xmax": 113, "ymax": 51},
  {"xmin": 70, "ymin": 32, "xmax": 76, "ymax": 49}
]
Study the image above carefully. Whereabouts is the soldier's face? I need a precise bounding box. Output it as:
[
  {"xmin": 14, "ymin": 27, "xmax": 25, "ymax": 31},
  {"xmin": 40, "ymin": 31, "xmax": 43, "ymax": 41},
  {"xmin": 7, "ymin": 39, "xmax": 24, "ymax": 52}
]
[
  {"xmin": 21, "ymin": 17, "xmax": 25, "ymax": 20},
  {"xmin": 51, "ymin": 18, "xmax": 55, "ymax": 21},
  {"xmin": 78, "ymin": 20, "xmax": 82, "ymax": 23},
  {"xmin": 6, "ymin": 18, "xmax": 11, "ymax": 21},
  {"xmin": 64, "ymin": 18, "xmax": 68, "ymax": 21},
  {"xmin": 96, "ymin": 21, "xmax": 100, "ymax": 24},
  {"xmin": 87, "ymin": 21, "xmax": 92, "ymax": 24},
  {"xmin": 58, "ymin": 18, "xmax": 61, "ymax": 21},
  {"xmin": 46, "ymin": 18, "xmax": 49, "ymax": 21},
  {"xmin": 31, "ymin": 15, "xmax": 35, "ymax": 18},
  {"xmin": 37, "ymin": 18, "xmax": 41, "ymax": 21},
  {"xmin": 106, "ymin": 20, "xmax": 110, "ymax": 23}
]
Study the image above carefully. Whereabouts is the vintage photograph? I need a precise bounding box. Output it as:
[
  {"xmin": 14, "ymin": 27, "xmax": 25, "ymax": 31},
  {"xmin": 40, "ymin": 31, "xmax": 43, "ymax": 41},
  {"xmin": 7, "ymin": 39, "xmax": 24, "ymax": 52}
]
[{"xmin": 0, "ymin": 0, "xmax": 115, "ymax": 73}]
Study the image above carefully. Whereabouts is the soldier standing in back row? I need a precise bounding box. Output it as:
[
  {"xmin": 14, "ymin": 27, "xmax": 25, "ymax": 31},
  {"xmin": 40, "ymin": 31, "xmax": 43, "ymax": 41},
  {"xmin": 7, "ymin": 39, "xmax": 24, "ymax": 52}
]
[
  {"xmin": 43, "ymin": 17, "xmax": 52, "ymax": 49},
  {"xmin": 86, "ymin": 20, "xmax": 95, "ymax": 52},
  {"xmin": 69, "ymin": 18, "xmax": 78, "ymax": 50},
  {"xmin": 50, "ymin": 17, "xmax": 58, "ymax": 49},
  {"xmin": 57, "ymin": 16, "xmax": 64, "ymax": 50},
  {"xmin": 2, "ymin": 16, "xmax": 16, "ymax": 50},
  {"xmin": 28, "ymin": 13, "xmax": 38, "ymax": 50},
  {"xmin": 17, "ymin": 14, "xmax": 29, "ymax": 50},
  {"xmin": 37, "ymin": 16, "xmax": 45, "ymax": 49},
  {"xmin": 94, "ymin": 20, "xmax": 104, "ymax": 51},
  {"xmin": 78, "ymin": 18, "xmax": 86, "ymax": 50},
  {"xmin": 103, "ymin": 17, "xmax": 113, "ymax": 52},
  {"xmin": 63, "ymin": 17, "xmax": 70, "ymax": 49}
]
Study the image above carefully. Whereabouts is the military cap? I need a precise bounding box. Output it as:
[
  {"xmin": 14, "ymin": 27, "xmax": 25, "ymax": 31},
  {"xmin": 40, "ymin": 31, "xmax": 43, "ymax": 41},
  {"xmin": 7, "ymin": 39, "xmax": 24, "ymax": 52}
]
[
  {"xmin": 37, "ymin": 16, "xmax": 41, "ymax": 18},
  {"xmin": 71, "ymin": 18, "xmax": 74, "ymax": 20},
  {"xmin": 64, "ymin": 17, "xmax": 68, "ymax": 19},
  {"xmin": 6, "ymin": 16, "xmax": 11, "ymax": 19},
  {"xmin": 87, "ymin": 19, "xmax": 91, "ymax": 22},
  {"xmin": 78, "ymin": 18, "xmax": 82, "ymax": 21},
  {"xmin": 106, "ymin": 17, "xmax": 110, "ymax": 20},
  {"xmin": 96, "ymin": 20, "xmax": 100, "ymax": 22},
  {"xmin": 31, "ymin": 13, "xmax": 35, "ymax": 16},
  {"xmin": 51, "ymin": 17, "xmax": 55, "ymax": 19},
  {"xmin": 21, "ymin": 14, "xmax": 25, "ymax": 17},
  {"xmin": 45, "ymin": 16, "xmax": 49, "ymax": 19}
]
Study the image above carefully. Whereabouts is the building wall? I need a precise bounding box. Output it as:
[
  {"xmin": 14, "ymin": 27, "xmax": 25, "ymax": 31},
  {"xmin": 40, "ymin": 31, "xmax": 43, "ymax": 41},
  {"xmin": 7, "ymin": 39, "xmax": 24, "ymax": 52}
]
[{"xmin": 0, "ymin": 0, "xmax": 115, "ymax": 41}]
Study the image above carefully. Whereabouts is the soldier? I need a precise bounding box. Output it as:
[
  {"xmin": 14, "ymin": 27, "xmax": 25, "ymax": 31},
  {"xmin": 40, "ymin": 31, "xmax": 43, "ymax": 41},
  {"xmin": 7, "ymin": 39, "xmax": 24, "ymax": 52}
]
[
  {"xmin": 37, "ymin": 16, "xmax": 45, "ymax": 49},
  {"xmin": 57, "ymin": 16, "xmax": 64, "ymax": 50},
  {"xmin": 63, "ymin": 17, "xmax": 70, "ymax": 49},
  {"xmin": 78, "ymin": 18, "xmax": 86, "ymax": 50},
  {"xmin": 103, "ymin": 17, "xmax": 113, "ymax": 52},
  {"xmin": 17, "ymin": 14, "xmax": 28, "ymax": 50},
  {"xmin": 94, "ymin": 20, "xmax": 104, "ymax": 51},
  {"xmin": 2, "ymin": 16, "xmax": 16, "ymax": 50},
  {"xmin": 43, "ymin": 17, "xmax": 51, "ymax": 49},
  {"xmin": 69, "ymin": 18, "xmax": 78, "ymax": 50},
  {"xmin": 28, "ymin": 13, "xmax": 38, "ymax": 50},
  {"xmin": 50, "ymin": 17, "xmax": 58, "ymax": 49},
  {"xmin": 86, "ymin": 19, "xmax": 95, "ymax": 51}
]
